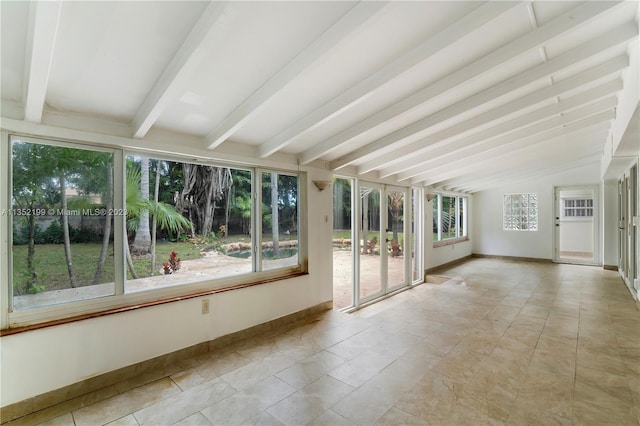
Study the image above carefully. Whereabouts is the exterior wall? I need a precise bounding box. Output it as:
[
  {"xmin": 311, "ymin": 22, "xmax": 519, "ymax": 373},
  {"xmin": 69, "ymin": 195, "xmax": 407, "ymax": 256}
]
[
  {"xmin": 472, "ymin": 164, "xmax": 601, "ymax": 261},
  {"xmin": 0, "ymin": 167, "xmax": 334, "ymax": 408}
]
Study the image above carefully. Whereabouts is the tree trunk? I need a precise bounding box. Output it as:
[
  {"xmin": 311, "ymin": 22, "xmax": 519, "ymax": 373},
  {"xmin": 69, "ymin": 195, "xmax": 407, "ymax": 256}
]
[
  {"xmin": 362, "ymin": 191, "xmax": 369, "ymax": 253},
  {"xmin": 224, "ymin": 185, "xmax": 231, "ymax": 238},
  {"xmin": 271, "ymin": 173, "xmax": 279, "ymax": 256},
  {"xmin": 92, "ymin": 165, "xmax": 113, "ymax": 285},
  {"xmin": 133, "ymin": 157, "xmax": 151, "ymax": 253},
  {"xmin": 203, "ymin": 169, "xmax": 216, "ymax": 237},
  {"xmin": 125, "ymin": 242, "xmax": 139, "ymax": 279},
  {"xmin": 334, "ymin": 181, "xmax": 343, "ymax": 230},
  {"xmin": 60, "ymin": 175, "xmax": 78, "ymax": 288},
  {"xmin": 150, "ymin": 160, "xmax": 161, "ymax": 275},
  {"xmin": 447, "ymin": 199, "xmax": 453, "ymax": 237},
  {"xmin": 26, "ymin": 214, "xmax": 37, "ymax": 292}
]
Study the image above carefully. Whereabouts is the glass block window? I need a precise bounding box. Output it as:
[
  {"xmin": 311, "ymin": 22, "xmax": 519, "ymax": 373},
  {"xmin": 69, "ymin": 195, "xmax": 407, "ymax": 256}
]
[
  {"xmin": 503, "ymin": 193, "xmax": 538, "ymax": 231},
  {"xmin": 563, "ymin": 199, "xmax": 593, "ymax": 217}
]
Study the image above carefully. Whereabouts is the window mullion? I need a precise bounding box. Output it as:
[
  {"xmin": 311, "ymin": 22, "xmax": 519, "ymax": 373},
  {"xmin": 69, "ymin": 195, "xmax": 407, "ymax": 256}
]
[
  {"xmin": 254, "ymin": 170, "xmax": 262, "ymax": 272},
  {"xmin": 1, "ymin": 131, "xmax": 10, "ymax": 327},
  {"xmin": 437, "ymin": 195, "xmax": 442, "ymax": 241},
  {"xmin": 455, "ymin": 196, "xmax": 460, "ymax": 238},
  {"xmin": 114, "ymin": 151, "xmax": 125, "ymax": 295}
]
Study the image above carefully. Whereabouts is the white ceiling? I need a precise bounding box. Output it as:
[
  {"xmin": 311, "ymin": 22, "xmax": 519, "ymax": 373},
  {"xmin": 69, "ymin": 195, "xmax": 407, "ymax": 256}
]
[{"xmin": 1, "ymin": 1, "xmax": 639, "ymax": 193}]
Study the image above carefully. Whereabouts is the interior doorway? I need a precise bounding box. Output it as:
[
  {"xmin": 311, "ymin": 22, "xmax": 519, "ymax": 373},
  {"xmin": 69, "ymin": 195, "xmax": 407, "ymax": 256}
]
[{"xmin": 554, "ymin": 186, "xmax": 599, "ymax": 265}]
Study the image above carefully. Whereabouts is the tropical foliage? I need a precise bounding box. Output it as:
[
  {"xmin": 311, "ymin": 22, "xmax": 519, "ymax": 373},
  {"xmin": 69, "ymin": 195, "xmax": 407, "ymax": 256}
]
[{"xmin": 10, "ymin": 140, "xmax": 299, "ymax": 299}]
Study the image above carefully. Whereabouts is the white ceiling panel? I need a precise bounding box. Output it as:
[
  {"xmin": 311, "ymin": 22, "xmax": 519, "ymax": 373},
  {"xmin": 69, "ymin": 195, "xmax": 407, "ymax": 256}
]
[
  {"xmin": 154, "ymin": 1, "xmax": 355, "ymax": 136},
  {"xmin": 46, "ymin": 1, "xmax": 208, "ymax": 119},
  {"xmin": 0, "ymin": 1, "xmax": 29, "ymax": 102}
]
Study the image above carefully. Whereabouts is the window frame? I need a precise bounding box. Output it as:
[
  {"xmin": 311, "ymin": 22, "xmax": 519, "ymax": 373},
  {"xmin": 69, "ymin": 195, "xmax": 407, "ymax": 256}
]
[
  {"xmin": 432, "ymin": 193, "xmax": 468, "ymax": 246},
  {"xmin": 561, "ymin": 197, "xmax": 593, "ymax": 219},
  {"xmin": 3, "ymin": 135, "xmax": 307, "ymax": 329},
  {"xmin": 503, "ymin": 193, "xmax": 538, "ymax": 231}
]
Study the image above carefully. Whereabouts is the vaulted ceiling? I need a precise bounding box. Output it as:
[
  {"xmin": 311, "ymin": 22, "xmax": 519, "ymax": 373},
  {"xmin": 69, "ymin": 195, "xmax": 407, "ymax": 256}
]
[{"xmin": 1, "ymin": 1, "xmax": 639, "ymax": 193}]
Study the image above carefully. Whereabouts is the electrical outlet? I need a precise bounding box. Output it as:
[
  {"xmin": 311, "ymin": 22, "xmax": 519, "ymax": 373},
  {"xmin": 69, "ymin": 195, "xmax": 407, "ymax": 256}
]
[{"xmin": 201, "ymin": 298, "xmax": 210, "ymax": 315}]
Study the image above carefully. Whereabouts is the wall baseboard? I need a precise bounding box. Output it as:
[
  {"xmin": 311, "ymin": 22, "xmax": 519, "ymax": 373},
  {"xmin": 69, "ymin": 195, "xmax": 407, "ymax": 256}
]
[
  {"xmin": 424, "ymin": 255, "xmax": 473, "ymax": 274},
  {"xmin": 603, "ymin": 264, "xmax": 618, "ymax": 271},
  {"xmin": 424, "ymin": 253, "xmax": 558, "ymax": 275},
  {"xmin": 0, "ymin": 301, "xmax": 332, "ymax": 424},
  {"xmin": 471, "ymin": 253, "xmax": 553, "ymax": 263}
]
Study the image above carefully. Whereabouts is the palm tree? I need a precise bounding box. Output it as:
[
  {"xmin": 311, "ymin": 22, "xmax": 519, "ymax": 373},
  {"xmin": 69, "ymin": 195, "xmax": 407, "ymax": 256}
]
[
  {"xmin": 126, "ymin": 165, "xmax": 191, "ymax": 278},
  {"xmin": 132, "ymin": 157, "xmax": 151, "ymax": 254}
]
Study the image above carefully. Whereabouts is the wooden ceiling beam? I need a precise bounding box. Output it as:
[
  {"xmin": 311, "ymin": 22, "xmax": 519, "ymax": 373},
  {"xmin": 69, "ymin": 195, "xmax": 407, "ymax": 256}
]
[
  {"xmin": 23, "ymin": 1, "xmax": 62, "ymax": 123},
  {"xmin": 303, "ymin": 1, "xmax": 622, "ymax": 169},
  {"xmin": 258, "ymin": 1, "xmax": 517, "ymax": 159},
  {"xmin": 206, "ymin": 1, "xmax": 388, "ymax": 149},
  {"xmin": 364, "ymin": 23, "xmax": 637, "ymax": 176},
  {"xmin": 132, "ymin": 2, "xmax": 230, "ymax": 139}
]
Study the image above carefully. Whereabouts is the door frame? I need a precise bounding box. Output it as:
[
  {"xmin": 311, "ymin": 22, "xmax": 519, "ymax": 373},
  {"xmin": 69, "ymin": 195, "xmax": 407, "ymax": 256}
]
[
  {"xmin": 356, "ymin": 180, "xmax": 385, "ymax": 305},
  {"xmin": 553, "ymin": 185, "xmax": 600, "ymax": 265},
  {"xmin": 354, "ymin": 181, "xmax": 413, "ymax": 307},
  {"xmin": 619, "ymin": 163, "xmax": 638, "ymax": 291},
  {"xmin": 385, "ymin": 185, "xmax": 410, "ymax": 293}
]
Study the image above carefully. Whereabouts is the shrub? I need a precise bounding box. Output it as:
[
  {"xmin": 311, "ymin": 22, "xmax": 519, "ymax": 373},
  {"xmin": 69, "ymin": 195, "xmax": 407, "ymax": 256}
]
[
  {"xmin": 163, "ymin": 251, "xmax": 181, "ymax": 275},
  {"xmin": 70, "ymin": 226, "xmax": 101, "ymax": 243},
  {"xmin": 39, "ymin": 221, "xmax": 64, "ymax": 244}
]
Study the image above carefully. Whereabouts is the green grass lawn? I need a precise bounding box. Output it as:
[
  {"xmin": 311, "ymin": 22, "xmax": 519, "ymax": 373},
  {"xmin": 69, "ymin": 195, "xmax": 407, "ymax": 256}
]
[
  {"xmin": 12, "ymin": 241, "xmax": 206, "ymax": 294},
  {"xmin": 11, "ymin": 232, "xmax": 299, "ymax": 294},
  {"xmin": 332, "ymin": 230, "xmax": 352, "ymax": 239}
]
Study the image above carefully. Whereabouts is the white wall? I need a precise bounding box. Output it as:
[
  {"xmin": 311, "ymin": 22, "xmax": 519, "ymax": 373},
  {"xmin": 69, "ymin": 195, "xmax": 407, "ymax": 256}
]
[
  {"xmin": 0, "ymin": 167, "xmax": 334, "ymax": 408},
  {"xmin": 473, "ymin": 164, "xmax": 601, "ymax": 260}
]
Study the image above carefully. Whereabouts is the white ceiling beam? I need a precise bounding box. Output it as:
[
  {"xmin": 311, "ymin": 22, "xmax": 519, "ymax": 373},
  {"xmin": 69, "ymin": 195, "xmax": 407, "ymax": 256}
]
[
  {"xmin": 365, "ymin": 24, "xmax": 637, "ymax": 176},
  {"xmin": 257, "ymin": 1, "xmax": 518, "ymax": 158},
  {"xmin": 394, "ymin": 94, "xmax": 619, "ymax": 182},
  {"xmin": 23, "ymin": 1, "xmax": 62, "ymax": 123},
  {"xmin": 300, "ymin": 0, "xmax": 622, "ymax": 167},
  {"xmin": 339, "ymin": 32, "xmax": 631, "ymax": 172},
  {"xmin": 205, "ymin": 1, "xmax": 388, "ymax": 150},
  {"xmin": 415, "ymin": 123, "xmax": 610, "ymax": 188},
  {"xmin": 388, "ymin": 79, "xmax": 623, "ymax": 181},
  {"xmin": 416, "ymin": 116, "xmax": 612, "ymax": 186},
  {"xmin": 445, "ymin": 142, "xmax": 603, "ymax": 189},
  {"xmin": 451, "ymin": 153, "xmax": 602, "ymax": 193},
  {"xmin": 132, "ymin": 2, "xmax": 230, "ymax": 138},
  {"xmin": 419, "ymin": 126, "xmax": 610, "ymax": 188},
  {"xmin": 423, "ymin": 96, "xmax": 617, "ymax": 169},
  {"xmin": 436, "ymin": 140, "xmax": 605, "ymax": 191}
]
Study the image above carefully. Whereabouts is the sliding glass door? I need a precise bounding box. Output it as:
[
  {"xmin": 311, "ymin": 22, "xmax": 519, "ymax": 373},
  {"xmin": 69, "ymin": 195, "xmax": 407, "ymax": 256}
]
[
  {"xmin": 359, "ymin": 183, "xmax": 383, "ymax": 301},
  {"xmin": 333, "ymin": 179, "xmax": 420, "ymax": 309}
]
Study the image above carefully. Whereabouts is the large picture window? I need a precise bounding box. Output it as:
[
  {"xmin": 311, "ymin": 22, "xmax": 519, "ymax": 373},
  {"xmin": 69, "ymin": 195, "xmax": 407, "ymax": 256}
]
[
  {"xmin": 433, "ymin": 194, "xmax": 467, "ymax": 243},
  {"xmin": 503, "ymin": 193, "xmax": 538, "ymax": 231},
  {"xmin": 11, "ymin": 139, "xmax": 116, "ymax": 309},
  {"xmin": 6, "ymin": 136, "xmax": 303, "ymax": 322}
]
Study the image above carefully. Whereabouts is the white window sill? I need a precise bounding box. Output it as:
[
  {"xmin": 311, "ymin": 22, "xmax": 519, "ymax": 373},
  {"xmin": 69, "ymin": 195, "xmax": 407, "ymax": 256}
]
[{"xmin": 433, "ymin": 237, "xmax": 469, "ymax": 248}]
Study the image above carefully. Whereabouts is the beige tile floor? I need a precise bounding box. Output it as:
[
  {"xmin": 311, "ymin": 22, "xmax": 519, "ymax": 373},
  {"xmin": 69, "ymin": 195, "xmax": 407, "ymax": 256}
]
[{"xmin": 8, "ymin": 258, "xmax": 640, "ymax": 425}]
